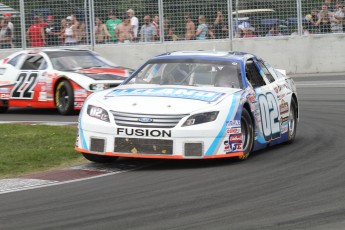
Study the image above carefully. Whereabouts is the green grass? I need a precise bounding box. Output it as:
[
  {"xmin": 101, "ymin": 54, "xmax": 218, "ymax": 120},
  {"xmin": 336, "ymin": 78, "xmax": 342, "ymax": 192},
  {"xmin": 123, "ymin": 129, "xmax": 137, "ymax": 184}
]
[{"xmin": 0, "ymin": 124, "xmax": 86, "ymax": 179}]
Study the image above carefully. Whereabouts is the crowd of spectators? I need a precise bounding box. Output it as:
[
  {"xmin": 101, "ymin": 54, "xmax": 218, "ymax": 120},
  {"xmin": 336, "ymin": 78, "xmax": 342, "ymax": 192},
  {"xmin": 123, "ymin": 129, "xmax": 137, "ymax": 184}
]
[{"xmin": 0, "ymin": 1, "xmax": 345, "ymax": 49}]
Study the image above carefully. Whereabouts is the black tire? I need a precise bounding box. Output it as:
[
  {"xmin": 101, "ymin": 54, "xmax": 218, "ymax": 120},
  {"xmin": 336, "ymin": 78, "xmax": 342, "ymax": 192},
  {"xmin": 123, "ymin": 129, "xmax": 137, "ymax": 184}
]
[
  {"xmin": 238, "ymin": 108, "xmax": 254, "ymax": 160},
  {"xmin": 0, "ymin": 100, "xmax": 9, "ymax": 113},
  {"xmin": 286, "ymin": 99, "xmax": 297, "ymax": 144},
  {"xmin": 0, "ymin": 106, "xmax": 8, "ymax": 113},
  {"xmin": 55, "ymin": 80, "xmax": 74, "ymax": 115},
  {"xmin": 82, "ymin": 153, "xmax": 118, "ymax": 163}
]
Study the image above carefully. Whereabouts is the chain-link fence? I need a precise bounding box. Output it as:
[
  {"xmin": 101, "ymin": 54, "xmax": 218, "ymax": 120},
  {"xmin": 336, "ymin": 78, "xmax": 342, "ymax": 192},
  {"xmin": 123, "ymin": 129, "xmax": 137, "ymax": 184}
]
[{"xmin": 0, "ymin": 0, "xmax": 344, "ymax": 49}]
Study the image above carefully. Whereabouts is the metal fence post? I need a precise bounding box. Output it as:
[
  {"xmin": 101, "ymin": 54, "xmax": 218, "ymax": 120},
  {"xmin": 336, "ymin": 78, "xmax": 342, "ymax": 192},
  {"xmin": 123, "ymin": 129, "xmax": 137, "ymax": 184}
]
[
  {"xmin": 297, "ymin": 0, "xmax": 302, "ymax": 36},
  {"xmin": 89, "ymin": 0, "xmax": 95, "ymax": 50},
  {"xmin": 19, "ymin": 0, "xmax": 26, "ymax": 49},
  {"xmin": 228, "ymin": 0, "xmax": 233, "ymax": 50},
  {"xmin": 158, "ymin": 0, "xmax": 164, "ymax": 43}
]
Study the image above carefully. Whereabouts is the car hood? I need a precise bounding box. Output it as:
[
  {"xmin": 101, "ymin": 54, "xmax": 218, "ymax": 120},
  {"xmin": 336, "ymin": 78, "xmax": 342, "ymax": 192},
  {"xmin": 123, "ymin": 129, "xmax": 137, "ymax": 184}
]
[
  {"xmin": 73, "ymin": 67, "xmax": 132, "ymax": 80},
  {"xmin": 95, "ymin": 84, "xmax": 241, "ymax": 114}
]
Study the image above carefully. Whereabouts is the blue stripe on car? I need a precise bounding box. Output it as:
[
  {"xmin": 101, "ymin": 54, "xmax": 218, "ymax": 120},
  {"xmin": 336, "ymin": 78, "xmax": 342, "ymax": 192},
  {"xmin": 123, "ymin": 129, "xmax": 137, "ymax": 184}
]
[
  {"xmin": 205, "ymin": 95, "xmax": 238, "ymax": 156},
  {"xmin": 79, "ymin": 93, "xmax": 97, "ymax": 151}
]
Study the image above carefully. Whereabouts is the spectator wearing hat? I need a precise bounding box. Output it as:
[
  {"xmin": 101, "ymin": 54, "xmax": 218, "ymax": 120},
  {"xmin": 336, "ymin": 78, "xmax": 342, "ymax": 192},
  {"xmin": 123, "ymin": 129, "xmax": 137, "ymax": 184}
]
[
  {"xmin": 127, "ymin": 9, "xmax": 139, "ymax": 40},
  {"xmin": 0, "ymin": 19, "xmax": 12, "ymax": 49},
  {"xmin": 106, "ymin": 11, "xmax": 122, "ymax": 43},
  {"xmin": 3, "ymin": 12, "xmax": 14, "ymax": 47},
  {"xmin": 44, "ymin": 16, "xmax": 61, "ymax": 46},
  {"xmin": 139, "ymin": 15, "xmax": 156, "ymax": 42},
  {"xmin": 27, "ymin": 16, "xmax": 45, "ymax": 47},
  {"xmin": 63, "ymin": 16, "xmax": 77, "ymax": 46}
]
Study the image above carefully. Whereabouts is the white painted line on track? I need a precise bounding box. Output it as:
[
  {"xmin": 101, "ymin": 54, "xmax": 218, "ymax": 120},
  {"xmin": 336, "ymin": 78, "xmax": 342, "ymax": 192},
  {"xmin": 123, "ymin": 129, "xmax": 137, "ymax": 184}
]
[
  {"xmin": 0, "ymin": 121, "xmax": 78, "ymax": 125},
  {"xmin": 0, "ymin": 162, "xmax": 157, "ymax": 195}
]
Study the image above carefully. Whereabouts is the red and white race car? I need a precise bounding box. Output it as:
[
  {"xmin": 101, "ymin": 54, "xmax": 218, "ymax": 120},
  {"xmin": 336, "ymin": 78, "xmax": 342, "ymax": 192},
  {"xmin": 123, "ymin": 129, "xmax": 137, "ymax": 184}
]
[{"xmin": 0, "ymin": 49, "xmax": 132, "ymax": 115}]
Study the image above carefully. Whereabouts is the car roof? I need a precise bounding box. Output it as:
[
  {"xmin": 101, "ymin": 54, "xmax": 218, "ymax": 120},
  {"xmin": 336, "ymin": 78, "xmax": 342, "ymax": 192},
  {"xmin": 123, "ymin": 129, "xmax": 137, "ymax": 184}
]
[
  {"xmin": 151, "ymin": 50, "xmax": 255, "ymax": 62},
  {"xmin": 13, "ymin": 48, "xmax": 92, "ymax": 56}
]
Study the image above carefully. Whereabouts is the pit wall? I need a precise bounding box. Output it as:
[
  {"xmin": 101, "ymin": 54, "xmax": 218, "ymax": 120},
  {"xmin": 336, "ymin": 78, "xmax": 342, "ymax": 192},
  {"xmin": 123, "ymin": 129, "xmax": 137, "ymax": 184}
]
[{"xmin": 1, "ymin": 35, "xmax": 344, "ymax": 74}]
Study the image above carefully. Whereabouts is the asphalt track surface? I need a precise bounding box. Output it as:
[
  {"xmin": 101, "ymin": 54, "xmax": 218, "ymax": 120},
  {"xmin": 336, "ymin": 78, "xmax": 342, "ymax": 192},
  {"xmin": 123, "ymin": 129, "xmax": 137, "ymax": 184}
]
[{"xmin": 1, "ymin": 74, "xmax": 345, "ymax": 230}]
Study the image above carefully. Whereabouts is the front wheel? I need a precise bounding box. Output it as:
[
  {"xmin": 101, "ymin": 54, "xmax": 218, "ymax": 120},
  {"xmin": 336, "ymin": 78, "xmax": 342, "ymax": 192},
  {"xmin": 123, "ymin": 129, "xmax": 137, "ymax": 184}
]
[
  {"xmin": 286, "ymin": 99, "xmax": 297, "ymax": 144},
  {"xmin": 55, "ymin": 80, "xmax": 74, "ymax": 115},
  {"xmin": 82, "ymin": 153, "xmax": 118, "ymax": 163},
  {"xmin": 238, "ymin": 108, "xmax": 254, "ymax": 160}
]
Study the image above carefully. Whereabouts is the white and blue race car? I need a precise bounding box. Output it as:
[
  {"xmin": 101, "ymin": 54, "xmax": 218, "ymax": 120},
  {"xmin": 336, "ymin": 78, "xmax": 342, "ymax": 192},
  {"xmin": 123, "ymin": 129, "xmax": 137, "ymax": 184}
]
[{"xmin": 75, "ymin": 51, "xmax": 298, "ymax": 162}]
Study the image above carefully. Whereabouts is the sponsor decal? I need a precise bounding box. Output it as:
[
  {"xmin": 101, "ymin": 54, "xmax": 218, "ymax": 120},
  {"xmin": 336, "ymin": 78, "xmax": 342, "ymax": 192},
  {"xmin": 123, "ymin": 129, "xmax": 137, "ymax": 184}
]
[
  {"xmin": 0, "ymin": 88, "xmax": 10, "ymax": 93},
  {"xmin": 106, "ymin": 88, "xmax": 224, "ymax": 102},
  {"xmin": 74, "ymin": 102, "xmax": 83, "ymax": 107},
  {"xmin": 231, "ymin": 143, "xmax": 243, "ymax": 151},
  {"xmin": 116, "ymin": 128, "xmax": 172, "ymax": 138},
  {"xmin": 0, "ymin": 94, "xmax": 9, "ymax": 99},
  {"xmin": 224, "ymin": 140, "xmax": 230, "ymax": 151},
  {"xmin": 227, "ymin": 127, "xmax": 241, "ymax": 134},
  {"xmin": 274, "ymin": 87, "xmax": 279, "ymax": 94},
  {"xmin": 226, "ymin": 120, "xmax": 240, "ymax": 127},
  {"xmin": 281, "ymin": 126, "xmax": 288, "ymax": 134},
  {"xmin": 277, "ymin": 93, "xmax": 286, "ymax": 101},
  {"xmin": 74, "ymin": 89, "xmax": 87, "ymax": 98},
  {"xmin": 74, "ymin": 97, "xmax": 85, "ymax": 102},
  {"xmin": 229, "ymin": 134, "xmax": 242, "ymax": 143},
  {"xmin": 38, "ymin": 92, "xmax": 47, "ymax": 101},
  {"xmin": 280, "ymin": 116, "xmax": 289, "ymax": 125},
  {"xmin": 279, "ymin": 100, "xmax": 289, "ymax": 115}
]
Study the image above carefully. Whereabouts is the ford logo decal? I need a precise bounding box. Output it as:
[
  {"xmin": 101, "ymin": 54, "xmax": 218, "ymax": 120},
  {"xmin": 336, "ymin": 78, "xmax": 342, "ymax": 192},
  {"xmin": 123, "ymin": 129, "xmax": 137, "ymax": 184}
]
[{"xmin": 138, "ymin": 117, "xmax": 153, "ymax": 123}]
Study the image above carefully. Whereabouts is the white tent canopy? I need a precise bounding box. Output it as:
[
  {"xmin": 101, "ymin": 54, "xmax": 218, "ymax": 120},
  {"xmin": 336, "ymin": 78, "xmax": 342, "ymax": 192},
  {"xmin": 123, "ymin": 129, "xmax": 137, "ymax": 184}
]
[{"xmin": 0, "ymin": 3, "xmax": 20, "ymax": 18}]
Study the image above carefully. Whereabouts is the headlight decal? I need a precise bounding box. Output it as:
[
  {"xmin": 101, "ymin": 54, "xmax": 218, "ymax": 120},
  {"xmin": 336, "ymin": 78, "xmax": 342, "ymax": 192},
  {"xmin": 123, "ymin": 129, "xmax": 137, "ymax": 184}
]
[{"xmin": 204, "ymin": 95, "xmax": 239, "ymax": 156}]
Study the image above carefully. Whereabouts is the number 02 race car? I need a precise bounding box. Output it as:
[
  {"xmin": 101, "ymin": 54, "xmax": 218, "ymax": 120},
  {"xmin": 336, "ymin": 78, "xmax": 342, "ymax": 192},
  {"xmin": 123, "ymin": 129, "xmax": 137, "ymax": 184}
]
[
  {"xmin": 75, "ymin": 51, "xmax": 298, "ymax": 163},
  {"xmin": 0, "ymin": 49, "xmax": 132, "ymax": 115}
]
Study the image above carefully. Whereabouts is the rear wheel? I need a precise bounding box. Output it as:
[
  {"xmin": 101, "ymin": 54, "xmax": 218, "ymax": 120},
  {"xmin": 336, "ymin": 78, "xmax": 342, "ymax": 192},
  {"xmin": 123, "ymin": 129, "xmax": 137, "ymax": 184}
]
[
  {"xmin": 82, "ymin": 153, "xmax": 118, "ymax": 163},
  {"xmin": 238, "ymin": 108, "xmax": 254, "ymax": 160},
  {"xmin": 286, "ymin": 99, "xmax": 297, "ymax": 144},
  {"xmin": 55, "ymin": 80, "xmax": 74, "ymax": 115},
  {"xmin": 0, "ymin": 100, "xmax": 9, "ymax": 113}
]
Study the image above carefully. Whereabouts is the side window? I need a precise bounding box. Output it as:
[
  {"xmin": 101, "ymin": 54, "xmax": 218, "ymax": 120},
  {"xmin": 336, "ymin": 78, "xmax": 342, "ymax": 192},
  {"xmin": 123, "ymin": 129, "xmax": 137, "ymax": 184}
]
[
  {"xmin": 245, "ymin": 60, "xmax": 266, "ymax": 88},
  {"xmin": 264, "ymin": 62, "xmax": 280, "ymax": 80},
  {"xmin": 257, "ymin": 60, "xmax": 275, "ymax": 83},
  {"xmin": 8, "ymin": 54, "xmax": 24, "ymax": 67},
  {"xmin": 20, "ymin": 55, "xmax": 43, "ymax": 70}
]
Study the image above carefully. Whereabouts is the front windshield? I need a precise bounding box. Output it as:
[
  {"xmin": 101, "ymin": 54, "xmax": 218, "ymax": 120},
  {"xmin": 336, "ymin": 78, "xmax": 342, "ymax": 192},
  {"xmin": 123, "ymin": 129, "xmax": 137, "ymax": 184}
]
[
  {"xmin": 46, "ymin": 51, "xmax": 116, "ymax": 71},
  {"xmin": 127, "ymin": 60, "xmax": 243, "ymax": 89}
]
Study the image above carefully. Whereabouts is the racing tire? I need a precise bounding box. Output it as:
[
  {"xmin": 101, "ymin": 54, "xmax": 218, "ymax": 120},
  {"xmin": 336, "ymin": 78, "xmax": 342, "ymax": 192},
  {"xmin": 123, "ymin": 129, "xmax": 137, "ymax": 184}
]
[
  {"xmin": 55, "ymin": 80, "xmax": 74, "ymax": 115},
  {"xmin": 0, "ymin": 107, "xmax": 8, "ymax": 113},
  {"xmin": 286, "ymin": 99, "xmax": 297, "ymax": 144},
  {"xmin": 82, "ymin": 153, "xmax": 118, "ymax": 163},
  {"xmin": 238, "ymin": 108, "xmax": 254, "ymax": 161}
]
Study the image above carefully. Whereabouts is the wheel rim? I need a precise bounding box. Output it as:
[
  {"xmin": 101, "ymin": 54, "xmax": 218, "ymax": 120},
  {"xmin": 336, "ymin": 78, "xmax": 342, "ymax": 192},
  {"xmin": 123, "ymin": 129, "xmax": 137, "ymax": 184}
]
[
  {"xmin": 288, "ymin": 105, "xmax": 296, "ymax": 137},
  {"xmin": 58, "ymin": 85, "xmax": 69, "ymax": 110},
  {"xmin": 241, "ymin": 117, "xmax": 249, "ymax": 151}
]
